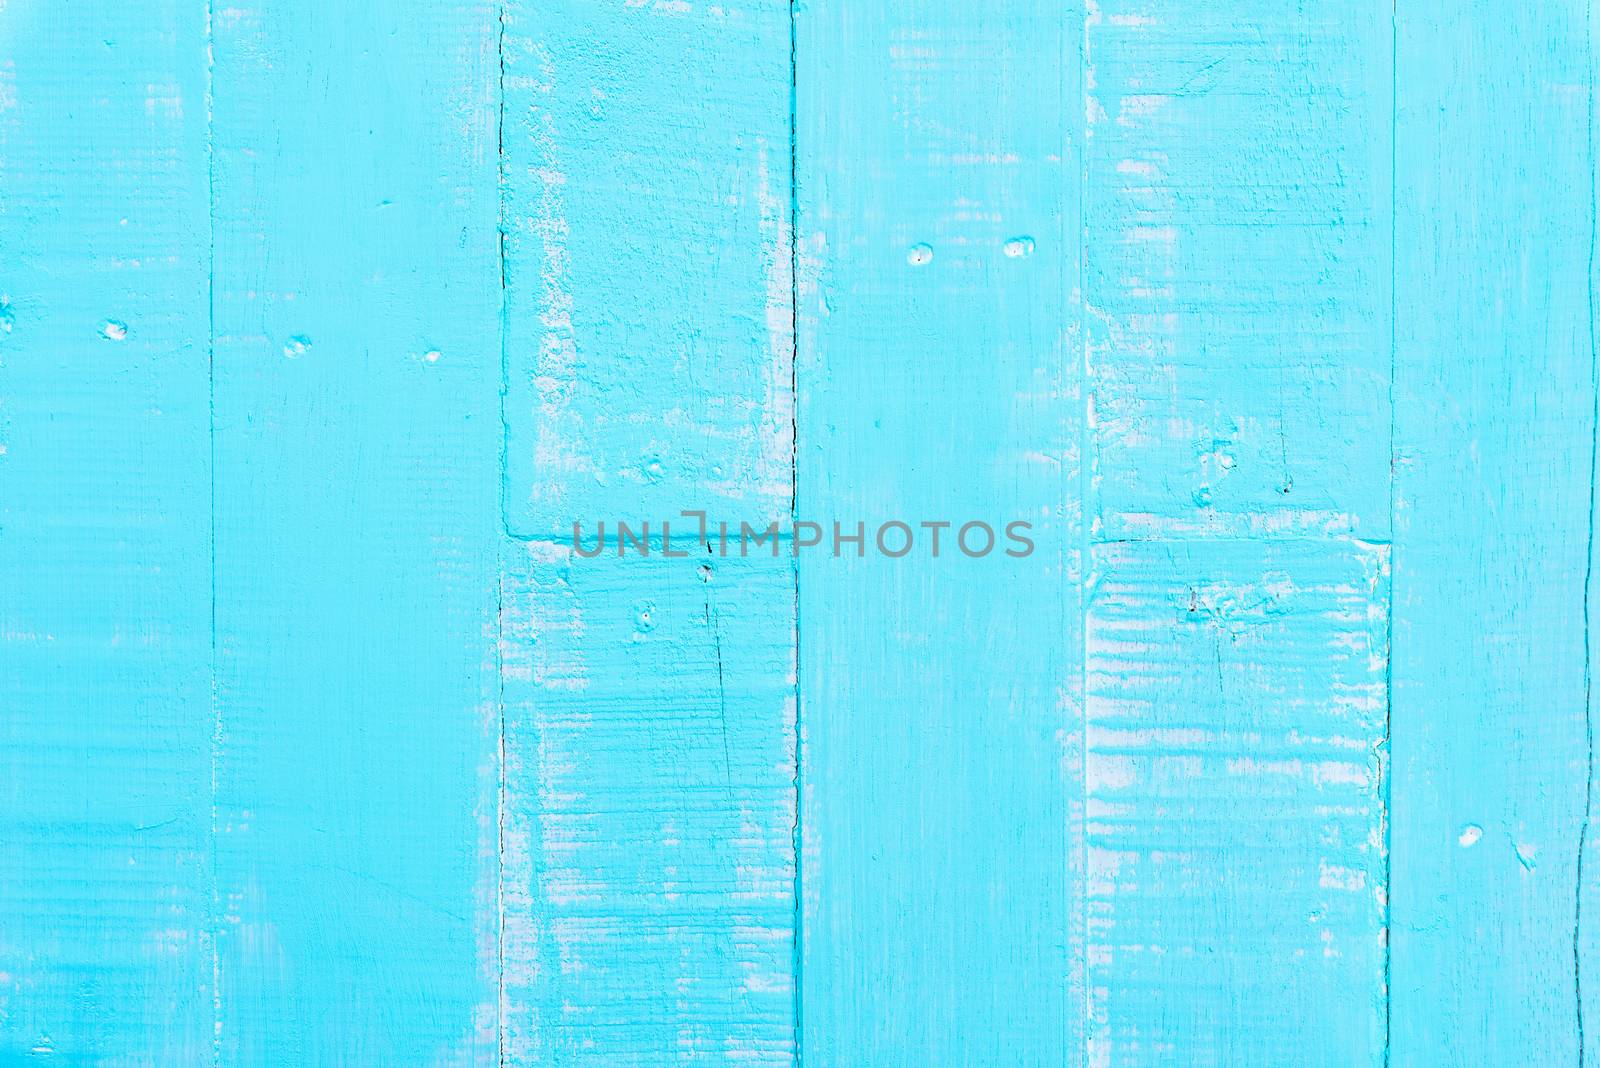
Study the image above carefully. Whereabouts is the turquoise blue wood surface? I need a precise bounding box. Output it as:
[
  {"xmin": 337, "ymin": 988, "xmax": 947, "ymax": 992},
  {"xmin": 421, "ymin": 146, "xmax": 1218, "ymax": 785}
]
[{"xmin": 0, "ymin": 1, "xmax": 1595, "ymax": 1065}]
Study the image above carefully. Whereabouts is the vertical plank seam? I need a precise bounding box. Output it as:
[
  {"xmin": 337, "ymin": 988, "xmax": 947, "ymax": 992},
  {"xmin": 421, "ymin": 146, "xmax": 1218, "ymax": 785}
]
[
  {"xmin": 495, "ymin": 2, "xmax": 510, "ymax": 1065},
  {"xmin": 205, "ymin": 0, "xmax": 222, "ymax": 1061},
  {"xmin": 788, "ymin": 1, "xmax": 804, "ymax": 1061},
  {"xmin": 1077, "ymin": 4, "xmax": 1093, "ymax": 1063},
  {"xmin": 1578, "ymin": 2, "xmax": 1597, "ymax": 1061},
  {"xmin": 1385, "ymin": 4, "xmax": 1397, "ymax": 1064}
]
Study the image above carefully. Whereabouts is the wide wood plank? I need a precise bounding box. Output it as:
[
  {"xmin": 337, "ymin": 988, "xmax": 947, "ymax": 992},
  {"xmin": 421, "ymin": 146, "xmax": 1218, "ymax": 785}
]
[
  {"xmin": 501, "ymin": 0, "xmax": 794, "ymax": 541},
  {"xmin": 0, "ymin": 3, "xmax": 213, "ymax": 1061},
  {"xmin": 210, "ymin": 4, "xmax": 503, "ymax": 1062},
  {"xmin": 500, "ymin": 549, "xmax": 797, "ymax": 1064}
]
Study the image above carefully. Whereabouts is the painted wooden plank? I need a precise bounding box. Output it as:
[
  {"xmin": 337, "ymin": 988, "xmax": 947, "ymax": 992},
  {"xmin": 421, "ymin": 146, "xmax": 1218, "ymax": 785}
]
[
  {"xmin": 1085, "ymin": 0, "xmax": 1392, "ymax": 540},
  {"xmin": 0, "ymin": 3, "xmax": 214, "ymax": 1061},
  {"xmin": 793, "ymin": 2, "xmax": 1083, "ymax": 1062},
  {"xmin": 209, "ymin": 4, "xmax": 502, "ymax": 1062},
  {"xmin": 1085, "ymin": 540, "xmax": 1389, "ymax": 1066},
  {"xmin": 500, "ymin": 548, "xmax": 797, "ymax": 1064},
  {"xmin": 498, "ymin": 2, "xmax": 799, "ymax": 1062},
  {"xmin": 1390, "ymin": 4, "xmax": 1596, "ymax": 1063},
  {"xmin": 1082, "ymin": 3, "xmax": 1393, "ymax": 1062},
  {"xmin": 500, "ymin": 0, "xmax": 794, "ymax": 541}
]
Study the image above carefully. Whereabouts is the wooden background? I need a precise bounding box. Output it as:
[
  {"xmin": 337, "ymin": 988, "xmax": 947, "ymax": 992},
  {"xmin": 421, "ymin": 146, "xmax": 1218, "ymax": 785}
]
[{"xmin": 0, "ymin": 1, "xmax": 1594, "ymax": 1064}]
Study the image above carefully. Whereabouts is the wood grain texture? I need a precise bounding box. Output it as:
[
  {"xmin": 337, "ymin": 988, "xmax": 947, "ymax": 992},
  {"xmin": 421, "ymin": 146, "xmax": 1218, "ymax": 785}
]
[
  {"xmin": 0, "ymin": 3, "xmax": 214, "ymax": 1061},
  {"xmin": 499, "ymin": 2, "xmax": 798, "ymax": 1063},
  {"xmin": 499, "ymin": 549, "xmax": 796, "ymax": 1065},
  {"xmin": 1390, "ymin": 3, "xmax": 1597, "ymax": 1064},
  {"xmin": 500, "ymin": 0, "xmax": 795, "ymax": 540},
  {"xmin": 3, "ymin": 1, "xmax": 1599, "ymax": 1064},
  {"xmin": 1085, "ymin": 0, "xmax": 1392, "ymax": 540},
  {"xmin": 210, "ymin": 3, "xmax": 502, "ymax": 1062},
  {"xmin": 794, "ymin": 1, "xmax": 1083, "ymax": 1062},
  {"xmin": 1083, "ymin": 4, "xmax": 1394, "ymax": 1062},
  {"xmin": 1086, "ymin": 540, "xmax": 1389, "ymax": 1065}
]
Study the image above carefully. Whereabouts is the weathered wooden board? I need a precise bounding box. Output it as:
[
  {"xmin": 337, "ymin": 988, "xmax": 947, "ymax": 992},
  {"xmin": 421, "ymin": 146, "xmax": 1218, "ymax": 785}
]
[
  {"xmin": 1086, "ymin": 540, "xmax": 1389, "ymax": 1065},
  {"xmin": 1085, "ymin": 0, "xmax": 1393, "ymax": 541},
  {"xmin": 2, "ymin": 1, "xmax": 1598, "ymax": 1065},
  {"xmin": 500, "ymin": 0, "xmax": 795, "ymax": 542},
  {"xmin": 1082, "ymin": 3, "xmax": 1395, "ymax": 1063},
  {"xmin": 209, "ymin": 3, "xmax": 502, "ymax": 1063},
  {"xmin": 499, "ymin": 1, "xmax": 799, "ymax": 1063},
  {"xmin": 0, "ymin": 3, "xmax": 214, "ymax": 1061},
  {"xmin": 794, "ymin": 1, "xmax": 1083, "ymax": 1062},
  {"xmin": 499, "ymin": 548, "xmax": 796, "ymax": 1064},
  {"xmin": 1390, "ymin": 3, "xmax": 1597, "ymax": 1064}
]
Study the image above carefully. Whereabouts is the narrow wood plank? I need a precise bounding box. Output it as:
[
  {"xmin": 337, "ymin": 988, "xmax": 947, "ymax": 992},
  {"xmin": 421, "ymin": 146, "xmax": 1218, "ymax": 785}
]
[
  {"xmin": 499, "ymin": 2, "xmax": 799, "ymax": 1062},
  {"xmin": 1085, "ymin": 540, "xmax": 1389, "ymax": 1065},
  {"xmin": 0, "ymin": 3, "xmax": 213, "ymax": 1061},
  {"xmin": 1390, "ymin": 4, "xmax": 1595, "ymax": 1062},
  {"xmin": 209, "ymin": 4, "xmax": 502, "ymax": 1062},
  {"xmin": 794, "ymin": 2, "xmax": 1084, "ymax": 1062}
]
